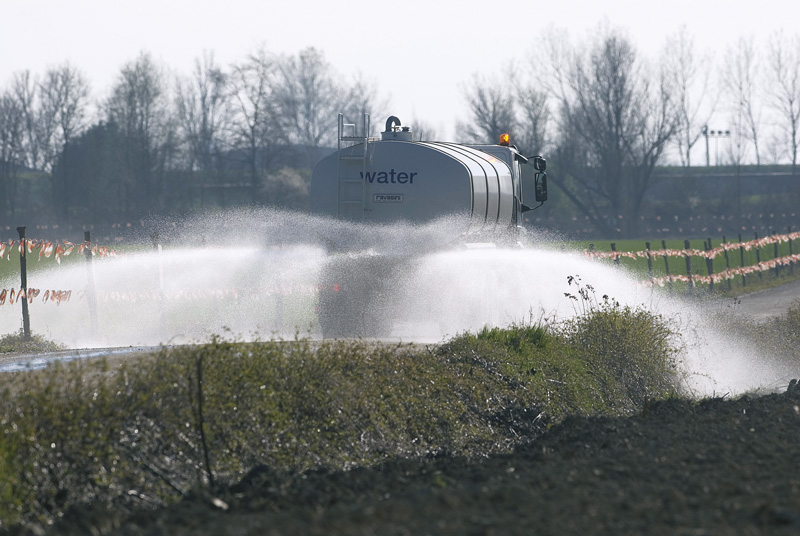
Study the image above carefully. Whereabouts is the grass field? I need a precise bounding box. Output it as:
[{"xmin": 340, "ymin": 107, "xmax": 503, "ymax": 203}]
[{"xmin": 576, "ymin": 236, "xmax": 800, "ymax": 295}]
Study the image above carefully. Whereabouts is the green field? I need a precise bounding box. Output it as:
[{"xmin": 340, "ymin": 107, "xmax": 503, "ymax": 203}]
[{"xmin": 575, "ymin": 235, "xmax": 800, "ymax": 294}]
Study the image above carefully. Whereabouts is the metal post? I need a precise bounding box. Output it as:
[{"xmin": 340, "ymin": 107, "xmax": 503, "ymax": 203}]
[
  {"xmin": 645, "ymin": 241, "xmax": 653, "ymax": 282},
  {"xmin": 754, "ymin": 232, "xmax": 763, "ymax": 280},
  {"xmin": 705, "ymin": 239, "xmax": 714, "ymax": 293},
  {"xmin": 151, "ymin": 232, "xmax": 167, "ymax": 341},
  {"xmin": 610, "ymin": 243, "xmax": 620, "ymax": 268},
  {"xmin": 16, "ymin": 226, "xmax": 31, "ymax": 339},
  {"xmin": 772, "ymin": 230, "xmax": 780, "ymax": 278},
  {"xmin": 661, "ymin": 240, "xmax": 672, "ymax": 294},
  {"xmin": 722, "ymin": 236, "xmax": 732, "ymax": 290},
  {"xmin": 84, "ymin": 231, "xmax": 99, "ymax": 336},
  {"xmin": 738, "ymin": 233, "xmax": 746, "ymax": 287},
  {"xmin": 684, "ymin": 239, "xmax": 694, "ymax": 294}
]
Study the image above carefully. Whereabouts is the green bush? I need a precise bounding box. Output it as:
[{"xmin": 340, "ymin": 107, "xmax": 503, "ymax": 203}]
[
  {"xmin": 0, "ymin": 331, "xmax": 64, "ymax": 353},
  {"xmin": 562, "ymin": 299, "xmax": 682, "ymax": 411}
]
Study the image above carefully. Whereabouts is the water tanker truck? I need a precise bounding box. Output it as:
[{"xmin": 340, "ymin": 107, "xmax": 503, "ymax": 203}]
[{"xmin": 310, "ymin": 114, "xmax": 548, "ymax": 338}]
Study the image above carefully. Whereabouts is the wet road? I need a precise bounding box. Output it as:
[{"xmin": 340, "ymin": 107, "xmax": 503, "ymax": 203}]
[
  {"xmin": 728, "ymin": 278, "xmax": 800, "ymax": 321},
  {"xmin": 0, "ymin": 346, "xmax": 160, "ymax": 373}
]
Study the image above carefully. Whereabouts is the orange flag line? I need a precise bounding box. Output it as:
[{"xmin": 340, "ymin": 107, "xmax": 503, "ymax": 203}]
[
  {"xmin": 583, "ymin": 230, "xmax": 800, "ymax": 261},
  {"xmin": 0, "ymin": 239, "xmax": 116, "ymax": 263},
  {"xmin": 643, "ymin": 252, "xmax": 800, "ymax": 287},
  {"xmin": 0, "ymin": 284, "xmax": 322, "ymax": 306},
  {"xmin": 0, "ymin": 288, "xmax": 72, "ymax": 305}
]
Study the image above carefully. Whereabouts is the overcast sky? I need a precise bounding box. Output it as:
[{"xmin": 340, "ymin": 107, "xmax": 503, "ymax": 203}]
[{"xmin": 1, "ymin": 0, "xmax": 793, "ymax": 139}]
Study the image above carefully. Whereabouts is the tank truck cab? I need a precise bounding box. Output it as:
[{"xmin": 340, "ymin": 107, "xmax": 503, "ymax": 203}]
[
  {"xmin": 465, "ymin": 136, "xmax": 548, "ymax": 234},
  {"xmin": 310, "ymin": 114, "xmax": 548, "ymax": 338}
]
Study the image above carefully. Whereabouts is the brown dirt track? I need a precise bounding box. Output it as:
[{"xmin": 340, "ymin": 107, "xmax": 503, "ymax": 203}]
[{"xmin": 39, "ymin": 381, "xmax": 800, "ymax": 536}]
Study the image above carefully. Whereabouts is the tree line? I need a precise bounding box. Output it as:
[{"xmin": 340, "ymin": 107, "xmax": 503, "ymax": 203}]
[
  {"xmin": 460, "ymin": 25, "xmax": 800, "ymax": 236},
  {"xmin": 1, "ymin": 26, "xmax": 799, "ymax": 237},
  {"xmin": 0, "ymin": 47, "xmax": 385, "ymax": 226}
]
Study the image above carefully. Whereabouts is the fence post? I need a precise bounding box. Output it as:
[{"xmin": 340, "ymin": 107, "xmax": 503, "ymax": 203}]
[
  {"xmin": 754, "ymin": 232, "xmax": 763, "ymax": 280},
  {"xmin": 789, "ymin": 226, "xmax": 794, "ymax": 275},
  {"xmin": 684, "ymin": 239, "xmax": 694, "ymax": 294},
  {"xmin": 771, "ymin": 230, "xmax": 780, "ymax": 278},
  {"xmin": 151, "ymin": 232, "xmax": 168, "ymax": 341},
  {"xmin": 704, "ymin": 239, "xmax": 714, "ymax": 293},
  {"xmin": 16, "ymin": 226, "xmax": 31, "ymax": 340},
  {"xmin": 722, "ymin": 235, "xmax": 732, "ymax": 291},
  {"xmin": 661, "ymin": 239, "xmax": 672, "ymax": 294},
  {"xmin": 610, "ymin": 243, "xmax": 620, "ymax": 268},
  {"xmin": 739, "ymin": 233, "xmax": 746, "ymax": 287},
  {"xmin": 84, "ymin": 231, "xmax": 99, "ymax": 336},
  {"xmin": 645, "ymin": 241, "xmax": 653, "ymax": 282}
]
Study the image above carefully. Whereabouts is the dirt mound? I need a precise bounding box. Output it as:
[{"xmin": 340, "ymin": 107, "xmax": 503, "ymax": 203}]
[{"xmin": 39, "ymin": 381, "xmax": 800, "ymax": 536}]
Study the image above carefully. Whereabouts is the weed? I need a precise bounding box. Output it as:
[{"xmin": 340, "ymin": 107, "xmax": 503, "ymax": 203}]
[{"xmin": 0, "ymin": 331, "xmax": 64, "ymax": 353}]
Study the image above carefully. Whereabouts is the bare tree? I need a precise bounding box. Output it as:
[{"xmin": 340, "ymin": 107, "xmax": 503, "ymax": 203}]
[
  {"xmin": 766, "ymin": 31, "xmax": 800, "ymax": 171},
  {"xmin": 39, "ymin": 62, "xmax": 91, "ymax": 216},
  {"xmin": 724, "ymin": 110, "xmax": 751, "ymax": 215},
  {"xmin": 722, "ymin": 37, "xmax": 761, "ymax": 165},
  {"xmin": 47, "ymin": 63, "xmax": 90, "ymax": 147},
  {"xmin": 341, "ymin": 72, "xmax": 388, "ymax": 137},
  {"xmin": 763, "ymin": 131, "xmax": 788, "ymax": 165},
  {"xmin": 515, "ymin": 82, "xmax": 550, "ymax": 156},
  {"xmin": 550, "ymin": 26, "xmax": 678, "ymax": 235},
  {"xmin": 176, "ymin": 51, "xmax": 231, "ymax": 205},
  {"xmin": 229, "ymin": 47, "xmax": 284, "ymax": 202},
  {"xmin": 458, "ymin": 73, "xmax": 516, "ymax": 144},
  {"xmin": 275, "ymin": 47, "xmax": 344, "ymax": 166},
  {"xmin": 10, "ymin": 71, "xmax": 42, "ymax": 171},
  {"xmin": 663, "ymin": 27, "xmax": 716, "ymax": 166},
  {"xmin": 106, "ymin": 51, "xmax": 175, "ymax": 216},
  {"xmin": 410, "ymin": 117, "xmax": 438, "ymax": 141},
  {"xmin": 0, "ymin": 90, "xmax": 25, "ymax": 221}
]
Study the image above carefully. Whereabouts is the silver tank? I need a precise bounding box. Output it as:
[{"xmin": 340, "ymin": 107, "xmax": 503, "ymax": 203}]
[{"xmin": 310, "ymin": 135, "xmax": 515, "ymax": 234}]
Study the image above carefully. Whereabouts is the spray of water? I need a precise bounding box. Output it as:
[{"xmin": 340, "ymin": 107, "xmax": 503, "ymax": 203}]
[{"xmin": 0, "ymin": 208, "xmax": 791, "ymax": 395}]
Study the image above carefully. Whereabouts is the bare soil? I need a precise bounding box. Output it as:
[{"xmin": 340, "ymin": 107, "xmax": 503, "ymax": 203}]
[{"xmin": 35, "ymin": 381, "xmax": 800, "ymax": 536}]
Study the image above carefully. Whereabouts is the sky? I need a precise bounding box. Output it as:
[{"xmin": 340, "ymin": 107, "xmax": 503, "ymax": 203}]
[{"xmin": 1, "ymin": 0, "xmax": 794, "ymax": 140}]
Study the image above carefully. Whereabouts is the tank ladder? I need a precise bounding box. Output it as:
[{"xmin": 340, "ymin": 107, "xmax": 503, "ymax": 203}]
[{"xmin": 337, "ymin": 112, "xmax": 370, "ymax": 220}]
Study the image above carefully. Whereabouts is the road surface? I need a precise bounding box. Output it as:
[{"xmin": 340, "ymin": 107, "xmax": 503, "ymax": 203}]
[{"xmin": 727, "ymin": 278, "xmax": 800, "ymax": 321}]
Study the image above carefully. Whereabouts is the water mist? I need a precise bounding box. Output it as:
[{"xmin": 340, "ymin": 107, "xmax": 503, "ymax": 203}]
[{"xmin": 0, "ymin": 208, "xmax": 791, "ymax": 395}]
